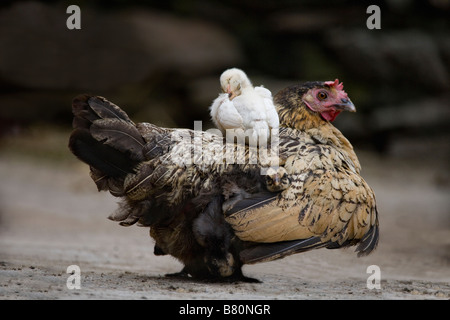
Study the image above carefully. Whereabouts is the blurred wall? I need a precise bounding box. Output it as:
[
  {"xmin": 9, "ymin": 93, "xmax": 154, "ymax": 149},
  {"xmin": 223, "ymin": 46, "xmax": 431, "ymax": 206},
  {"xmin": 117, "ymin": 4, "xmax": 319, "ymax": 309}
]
[{"xmin": 0, "ymin": 0, "xmax": 449, "ymax": 158}]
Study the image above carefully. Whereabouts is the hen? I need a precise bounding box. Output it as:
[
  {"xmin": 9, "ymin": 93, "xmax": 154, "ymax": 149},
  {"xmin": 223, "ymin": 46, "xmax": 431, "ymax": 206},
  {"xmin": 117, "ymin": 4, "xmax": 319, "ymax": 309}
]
[
  {"xmin": 69, "ymin": 79, "xmax": 379, "ymax": 282},
  {"xmin": 209, "ymin": 68, "xmax": 279, "ymax": 146}
]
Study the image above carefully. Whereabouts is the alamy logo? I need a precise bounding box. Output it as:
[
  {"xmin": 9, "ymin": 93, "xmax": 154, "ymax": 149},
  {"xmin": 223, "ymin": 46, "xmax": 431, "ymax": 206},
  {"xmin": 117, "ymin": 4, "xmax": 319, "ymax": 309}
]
[
  {"xmin": 66, "ymin": 5, "xmax": 81, "ymax": 30},
  {"xmin": 366, "ymin": 5, "xmax": 381, "ymax": 30},
  {"xmin": 66, "ymin": 265, "xmax": 81, "ymax": 290},
  {"xmin": 169, "ymin": 122, "xmax": 280, "ymax": 175},
  {"xmin": 366, "ymin": 265, "xmax": 381, "ymax": 289}
]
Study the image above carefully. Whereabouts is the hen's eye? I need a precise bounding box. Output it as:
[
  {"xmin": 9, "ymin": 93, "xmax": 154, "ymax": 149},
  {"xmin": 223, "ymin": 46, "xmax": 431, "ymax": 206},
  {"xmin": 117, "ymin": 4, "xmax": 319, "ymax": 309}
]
[{"xmin": 317, "ymin": 91, "xmax": 328, "ymax": 100}]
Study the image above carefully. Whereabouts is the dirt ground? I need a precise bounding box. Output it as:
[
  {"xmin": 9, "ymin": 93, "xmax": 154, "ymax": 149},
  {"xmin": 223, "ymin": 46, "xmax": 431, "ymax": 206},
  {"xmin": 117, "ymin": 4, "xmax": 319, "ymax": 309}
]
[{"xmin": 0, "ymin": 130, "xmax": 449, "ymax": 300}]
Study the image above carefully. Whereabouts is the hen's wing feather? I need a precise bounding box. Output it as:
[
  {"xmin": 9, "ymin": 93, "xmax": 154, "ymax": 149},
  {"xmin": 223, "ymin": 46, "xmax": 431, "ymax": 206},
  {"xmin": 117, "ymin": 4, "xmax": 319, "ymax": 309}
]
[
  {"xmin": 240, "ymin": 237, "xmax": 327, "ymax": 264},
  {"xmin": 225, "ymin": 137, "xmax": 379, "ymax": 262},
  {"xmin": 224, "ymin": 191, "xmax": 277, "ymax": 216}
]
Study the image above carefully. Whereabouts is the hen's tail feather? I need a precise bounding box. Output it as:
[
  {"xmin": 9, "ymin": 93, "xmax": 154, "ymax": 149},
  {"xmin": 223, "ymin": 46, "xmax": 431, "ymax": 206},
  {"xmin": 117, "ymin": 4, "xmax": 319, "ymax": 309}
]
[
  {"xmin": 72, "ymin": 94, "xmax": 133, "ymax": 125},
  {"xmin": 69, "ymin": 95, "xmax": 144, "ymax": 179},
  {"xmin": 90, "ymin": 119, "xmax": 145, "ymax": 162},
  {"xmin": 69, "ymin": 128, "xmax": 137, "ymax": 177}
]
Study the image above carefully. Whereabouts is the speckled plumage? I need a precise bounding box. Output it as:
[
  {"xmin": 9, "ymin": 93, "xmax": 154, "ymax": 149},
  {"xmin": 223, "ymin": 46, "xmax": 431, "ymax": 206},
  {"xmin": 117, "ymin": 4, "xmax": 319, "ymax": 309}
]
[{"xmin": 68, "ymin": 81, "xmax": 379, "ymax": 281}]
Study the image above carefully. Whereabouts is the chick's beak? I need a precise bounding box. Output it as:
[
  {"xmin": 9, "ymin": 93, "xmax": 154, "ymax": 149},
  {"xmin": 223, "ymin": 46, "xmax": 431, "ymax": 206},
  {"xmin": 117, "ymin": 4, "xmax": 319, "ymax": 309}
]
[
  {"xmin": 334, "ymin": 98, "xmax": 356, "ymax": 112},
  {"xmin": 272, "ymin": 175, "xmax": 280, "ymax": 186}
]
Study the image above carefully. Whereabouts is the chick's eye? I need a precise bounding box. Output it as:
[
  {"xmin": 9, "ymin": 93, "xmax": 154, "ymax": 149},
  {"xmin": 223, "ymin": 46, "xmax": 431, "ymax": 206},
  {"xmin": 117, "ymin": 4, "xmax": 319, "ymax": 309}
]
[{"xmin": 317, "ymin": 91, "xmax": 328, "ymax": 100}]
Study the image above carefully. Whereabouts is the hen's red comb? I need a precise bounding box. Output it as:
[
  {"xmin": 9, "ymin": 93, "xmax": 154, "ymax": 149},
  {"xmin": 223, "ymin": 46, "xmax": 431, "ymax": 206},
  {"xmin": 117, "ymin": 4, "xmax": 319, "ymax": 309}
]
[{"xmin": 324, "ymin": 79, "xmax": 344, "ymax": 91}]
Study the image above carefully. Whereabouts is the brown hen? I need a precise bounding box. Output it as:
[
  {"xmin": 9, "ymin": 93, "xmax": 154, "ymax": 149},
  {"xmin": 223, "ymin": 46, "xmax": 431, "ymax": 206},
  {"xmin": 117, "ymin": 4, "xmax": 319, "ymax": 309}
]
[{"xmin": 68, "ymin": 79, "xmax": 379, "ymax": 282}]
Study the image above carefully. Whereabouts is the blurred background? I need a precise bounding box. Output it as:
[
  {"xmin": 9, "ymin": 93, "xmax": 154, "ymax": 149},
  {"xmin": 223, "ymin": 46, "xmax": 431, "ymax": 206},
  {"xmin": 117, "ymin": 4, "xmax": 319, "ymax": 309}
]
[
  {"xmin": 0, "ymin": 0, "xmax": 449, "ymax": 299},
  {"xmin": 0, "ymin": 0, "xmax": 449, "ymax": 159}
]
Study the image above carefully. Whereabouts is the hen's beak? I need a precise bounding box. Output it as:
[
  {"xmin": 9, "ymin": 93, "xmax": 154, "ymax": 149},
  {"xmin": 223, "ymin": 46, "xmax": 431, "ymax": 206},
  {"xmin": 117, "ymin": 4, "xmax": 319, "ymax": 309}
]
[{"xmin": 334, "ymin": 98, "xmax": 356, "ymax": 112}]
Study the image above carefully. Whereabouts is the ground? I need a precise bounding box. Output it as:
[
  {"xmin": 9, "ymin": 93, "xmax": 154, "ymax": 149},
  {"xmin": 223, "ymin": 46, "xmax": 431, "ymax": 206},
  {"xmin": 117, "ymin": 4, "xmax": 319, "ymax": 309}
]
[{"xmin": 0, "ymin": 128, "xmax": 449, "ymax": 300}]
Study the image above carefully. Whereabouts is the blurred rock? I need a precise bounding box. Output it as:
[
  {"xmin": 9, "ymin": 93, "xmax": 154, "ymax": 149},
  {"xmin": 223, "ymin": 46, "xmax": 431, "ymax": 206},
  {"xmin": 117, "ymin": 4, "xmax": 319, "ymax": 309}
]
[
  {"xmin": 0, "ymin": 1, "xmax": 243, "ymax": 91},
  {"xmin": 268, "ymin": 7, "xmax": 362, "ymax": 33},
  {"xmin": 326, "ymin": 29, "xmax": 449, "ymax": 91},
  {"xmin": 372, "ymin": 94, "xmax": 450, "ymax": 130},
  {"xmin": 437, "ymin": 34, "xmax": 450, "ymax": 74}
]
